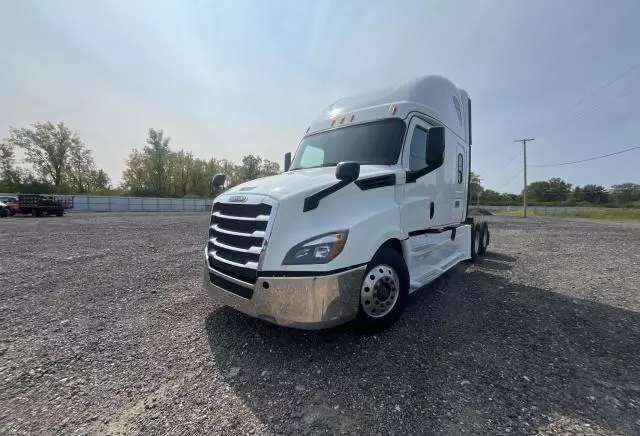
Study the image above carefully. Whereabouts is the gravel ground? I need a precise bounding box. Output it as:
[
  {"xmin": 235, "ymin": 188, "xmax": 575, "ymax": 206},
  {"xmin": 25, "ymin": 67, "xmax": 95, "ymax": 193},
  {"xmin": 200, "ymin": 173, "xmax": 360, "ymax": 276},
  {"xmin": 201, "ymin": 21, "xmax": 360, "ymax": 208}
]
[{"xmin": 1, "ymin": 213, "xmax": 639, "ymax": 435}]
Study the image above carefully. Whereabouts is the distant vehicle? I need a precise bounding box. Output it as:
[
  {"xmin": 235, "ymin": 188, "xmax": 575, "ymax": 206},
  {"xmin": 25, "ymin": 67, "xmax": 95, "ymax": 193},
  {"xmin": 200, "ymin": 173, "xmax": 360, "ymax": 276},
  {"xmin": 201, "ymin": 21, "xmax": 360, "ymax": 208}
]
[
  {"xmin": 0, "ymin": 201, "xmax": 9, "ymax": 218},
  {"xmin": 0, "ymin": 196, "xmax": 18, "ymax": 216},
  {"xmin": 12, "ymin": 194, "xmax": 74, "ymax": 217},
  {"xmin": 203, "ymin": 74, "xmax": 490, "ymax": 330}
]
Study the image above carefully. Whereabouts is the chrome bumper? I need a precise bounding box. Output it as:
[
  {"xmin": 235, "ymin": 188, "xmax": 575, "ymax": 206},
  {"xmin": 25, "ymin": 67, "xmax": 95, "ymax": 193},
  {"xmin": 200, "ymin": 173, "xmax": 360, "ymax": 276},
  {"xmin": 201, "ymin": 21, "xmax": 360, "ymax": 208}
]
[{"xmin": 203, "ymin": 263, "xmax": 366, "ymax": 329}]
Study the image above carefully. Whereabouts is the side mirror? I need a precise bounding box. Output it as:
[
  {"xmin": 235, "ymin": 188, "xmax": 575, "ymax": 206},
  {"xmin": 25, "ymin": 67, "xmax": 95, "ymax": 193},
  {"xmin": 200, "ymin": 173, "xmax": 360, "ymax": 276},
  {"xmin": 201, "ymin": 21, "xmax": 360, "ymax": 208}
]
[
  {"xmin": 284, "ymin": 152, "xmax": 291, "ymax": 172},
  {"xmin": 211, "ymin": 174, "xmax": 226, "ymax": 193},
  {"xmin": 426, "ymin": 126, "xmax": 445, "ymax": 167},
  {"xmin": 335, "ymin": 161, "xmax": 360, "ymax": 183}
]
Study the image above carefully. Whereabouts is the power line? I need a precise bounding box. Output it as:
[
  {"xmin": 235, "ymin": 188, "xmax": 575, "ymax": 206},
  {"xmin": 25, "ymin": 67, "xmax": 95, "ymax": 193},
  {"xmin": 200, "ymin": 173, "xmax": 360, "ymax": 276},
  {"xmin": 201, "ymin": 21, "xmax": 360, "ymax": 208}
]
[
  {"xmin": 529, "ymin": 60, "xmax": 640, "ymax": 135},
  {"xmin": 503, "ymin": 151, "xmax": 520, "ymax": 169},
  {"xmin": 529, "ymin": 145, "xmax": 640, "ymax": 168},
  {"xmin": 495, "ymin": 168, "xmax": 523, "ymax": 191},
  {"xmin": 537, "ymin": 82, "xmax": 640, "ymax": 138}
]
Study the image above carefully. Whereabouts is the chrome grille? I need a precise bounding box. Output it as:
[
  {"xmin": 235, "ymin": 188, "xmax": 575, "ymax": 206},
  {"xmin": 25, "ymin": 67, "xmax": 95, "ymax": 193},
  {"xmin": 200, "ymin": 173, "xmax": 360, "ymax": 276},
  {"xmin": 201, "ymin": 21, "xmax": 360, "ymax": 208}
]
[{"xmin": 207, "ymin": 200, "xmax": 273, "ymax": 284}]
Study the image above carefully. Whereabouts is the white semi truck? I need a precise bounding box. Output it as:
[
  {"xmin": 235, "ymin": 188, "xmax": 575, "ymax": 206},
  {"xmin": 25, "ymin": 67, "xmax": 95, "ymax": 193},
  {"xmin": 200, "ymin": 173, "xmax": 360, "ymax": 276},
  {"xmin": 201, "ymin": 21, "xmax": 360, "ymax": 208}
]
[{"xmin": 203, "ymin": 74, "xmax": 490, "ymax": 329}]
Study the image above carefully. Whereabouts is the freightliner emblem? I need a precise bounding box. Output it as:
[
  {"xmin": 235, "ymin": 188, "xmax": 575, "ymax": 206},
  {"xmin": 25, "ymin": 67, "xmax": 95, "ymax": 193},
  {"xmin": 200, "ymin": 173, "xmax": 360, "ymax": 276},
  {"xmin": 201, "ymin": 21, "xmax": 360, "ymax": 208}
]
[{"xmin": 228, "ymin": 195, "xmax": 248, "ymax": 203}]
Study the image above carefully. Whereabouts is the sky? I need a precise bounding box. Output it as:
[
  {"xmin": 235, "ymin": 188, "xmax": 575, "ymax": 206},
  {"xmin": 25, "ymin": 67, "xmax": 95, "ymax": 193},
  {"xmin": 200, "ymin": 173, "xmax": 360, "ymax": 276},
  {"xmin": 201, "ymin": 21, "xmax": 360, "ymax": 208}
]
[{"xmin": 1, "ymin": 0, "xmax": 639, "ymax": 193}]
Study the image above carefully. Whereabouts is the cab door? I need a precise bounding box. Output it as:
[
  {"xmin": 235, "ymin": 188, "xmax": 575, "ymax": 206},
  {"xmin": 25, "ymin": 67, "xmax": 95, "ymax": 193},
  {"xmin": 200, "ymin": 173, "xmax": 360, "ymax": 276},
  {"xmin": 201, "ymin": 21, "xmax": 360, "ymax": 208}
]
[
  {"xmin": 399, "ymin": 116, "xmax": 435, "ymax": 236},
  {"xmin": 399, "ymin": 116, "xmax": 459, "ymax": 288}
]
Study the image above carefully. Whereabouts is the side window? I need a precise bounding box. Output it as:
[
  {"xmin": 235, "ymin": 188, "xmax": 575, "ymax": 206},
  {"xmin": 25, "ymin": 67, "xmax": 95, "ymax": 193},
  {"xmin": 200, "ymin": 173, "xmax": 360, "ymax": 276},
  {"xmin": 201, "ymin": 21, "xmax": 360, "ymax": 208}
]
[
  {"xmin": 409, "ymin": 126, "xmax": 428, "ymax": 171},
  {"xmin": 452, "ymin": 97, "xmax": 463, "ymax": 126},
  {"xmin": 457, "ymin": 153, "xmax": 464, "ymax": 184},
  {"xmin": 298, "ymin": 145, "xmax": 325, "ymax": 168}
]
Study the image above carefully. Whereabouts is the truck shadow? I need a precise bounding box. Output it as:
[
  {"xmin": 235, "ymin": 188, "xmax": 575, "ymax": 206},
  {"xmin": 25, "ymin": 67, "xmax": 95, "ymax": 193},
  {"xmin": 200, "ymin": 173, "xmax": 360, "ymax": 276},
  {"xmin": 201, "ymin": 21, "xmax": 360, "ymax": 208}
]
[{"xmin": 204, "ymin": 261, "xmax": 640, "ymax": 435}]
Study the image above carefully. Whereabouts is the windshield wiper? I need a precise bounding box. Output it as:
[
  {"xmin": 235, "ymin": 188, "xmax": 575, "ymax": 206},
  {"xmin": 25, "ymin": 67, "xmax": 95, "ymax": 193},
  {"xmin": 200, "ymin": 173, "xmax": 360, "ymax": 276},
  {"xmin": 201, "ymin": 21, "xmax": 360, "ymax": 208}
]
[{"xmin": 290, "ymin": 162, "xmax": 339, "ymax": 171}]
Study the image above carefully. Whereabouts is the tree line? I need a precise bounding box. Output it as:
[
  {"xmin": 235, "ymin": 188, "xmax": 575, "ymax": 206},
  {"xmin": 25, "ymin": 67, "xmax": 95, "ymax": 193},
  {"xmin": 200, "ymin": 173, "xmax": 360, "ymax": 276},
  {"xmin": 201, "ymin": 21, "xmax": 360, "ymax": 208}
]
[
  {"xmin": 120, "ymin": 128, "xmax": 279, "ymax": 197},
  {"xmin": 1, "ymin": 121, "xmax": 638, "ymax": 206},
  {"xmin": 0, "ymin": 122, "xmax": 280, "ymax": 197},
  {"xmin": 471, "ymin": 172, "xmax": 640, "ymax": 208}
]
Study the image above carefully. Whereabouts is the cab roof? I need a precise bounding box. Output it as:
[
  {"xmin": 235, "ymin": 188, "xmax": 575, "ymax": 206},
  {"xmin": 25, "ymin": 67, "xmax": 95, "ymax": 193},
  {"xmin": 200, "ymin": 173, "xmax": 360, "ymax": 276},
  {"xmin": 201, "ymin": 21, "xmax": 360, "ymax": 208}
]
[{"xmin": 307, "ymin": 74, "xmax": 469, "ymax": 143}]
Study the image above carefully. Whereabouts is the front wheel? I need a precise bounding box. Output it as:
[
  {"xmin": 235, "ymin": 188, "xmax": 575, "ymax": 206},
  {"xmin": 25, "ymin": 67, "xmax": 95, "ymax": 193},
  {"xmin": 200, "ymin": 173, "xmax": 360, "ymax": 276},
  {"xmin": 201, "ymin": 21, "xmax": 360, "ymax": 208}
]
[{"xmin": 356, "ymin": 248, "xmax": 409, "ymax": 330}]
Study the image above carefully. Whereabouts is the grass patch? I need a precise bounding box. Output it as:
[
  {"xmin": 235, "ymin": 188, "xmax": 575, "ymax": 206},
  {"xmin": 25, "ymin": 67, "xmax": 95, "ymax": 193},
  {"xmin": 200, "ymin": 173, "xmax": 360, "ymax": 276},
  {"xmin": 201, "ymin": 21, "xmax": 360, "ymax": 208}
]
[{"xmin": 496, "ymin": 208, "xmax": 640, "ymax": 220}]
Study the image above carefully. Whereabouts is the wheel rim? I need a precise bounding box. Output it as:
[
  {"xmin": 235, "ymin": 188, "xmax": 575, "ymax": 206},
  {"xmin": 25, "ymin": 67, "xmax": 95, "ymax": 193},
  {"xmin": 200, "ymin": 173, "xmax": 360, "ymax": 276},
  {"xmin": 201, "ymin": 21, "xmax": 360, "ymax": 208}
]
[
  {"xmin": 361, "ymin": 264, "xmax": 400, "ymax": 318},
  {"xmin": 474, "ymin": 230, "xmax": 480, "ymax": 253}
]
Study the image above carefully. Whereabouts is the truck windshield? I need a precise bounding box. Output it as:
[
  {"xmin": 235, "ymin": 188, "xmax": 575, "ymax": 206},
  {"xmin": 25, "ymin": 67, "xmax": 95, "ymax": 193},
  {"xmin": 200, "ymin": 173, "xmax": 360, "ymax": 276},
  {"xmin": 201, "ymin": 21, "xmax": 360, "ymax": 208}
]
[{"xmin": 290, "ymin": 118, "xmax": 406, "ymax": 170}]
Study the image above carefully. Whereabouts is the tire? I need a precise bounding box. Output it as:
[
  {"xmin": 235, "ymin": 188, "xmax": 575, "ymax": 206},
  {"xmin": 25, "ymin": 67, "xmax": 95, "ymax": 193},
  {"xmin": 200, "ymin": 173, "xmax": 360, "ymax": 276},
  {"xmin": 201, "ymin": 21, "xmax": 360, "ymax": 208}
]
[
  {"xmin": 32, "ymin": 209, "xmax": 40, "ymax": 217},
  {"xmin": 470, "ymin": 222, "xmax": 481, "ymax": 261},
  {"xmin": 55, "ymin": 210, "xmax": 64, "ymax": 217},
  {"xmin": 478, "ymin": 221, "xmax": 489, "ymax": 255},
  {"xmin": 356, "ymin": 248, "xmax": 409, "ymax": 330}
]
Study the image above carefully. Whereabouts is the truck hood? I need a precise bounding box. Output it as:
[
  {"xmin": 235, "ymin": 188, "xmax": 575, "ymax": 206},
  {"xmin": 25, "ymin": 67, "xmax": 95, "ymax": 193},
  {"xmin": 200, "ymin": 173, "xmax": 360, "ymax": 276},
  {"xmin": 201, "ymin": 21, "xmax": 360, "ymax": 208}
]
[{"xmin": 223, "ymin": 165, "xmax": 396, "ymax": 201}]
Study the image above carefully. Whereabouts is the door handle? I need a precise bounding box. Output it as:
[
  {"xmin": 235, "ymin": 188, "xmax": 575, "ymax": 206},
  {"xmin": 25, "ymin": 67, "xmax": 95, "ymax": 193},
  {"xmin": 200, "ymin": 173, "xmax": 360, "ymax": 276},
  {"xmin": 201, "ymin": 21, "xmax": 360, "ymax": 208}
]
[{"xmin": 430, "ymin": 201, "xmax": 434, "ymax": 219}]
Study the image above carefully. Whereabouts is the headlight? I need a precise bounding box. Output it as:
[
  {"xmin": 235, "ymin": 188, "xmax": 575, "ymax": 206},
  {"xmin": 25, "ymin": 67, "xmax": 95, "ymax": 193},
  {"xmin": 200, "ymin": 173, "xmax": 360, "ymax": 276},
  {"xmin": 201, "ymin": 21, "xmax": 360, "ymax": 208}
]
[{"xmin": 282, "ymin": 231, "xmax": 348, "ymax": 265}]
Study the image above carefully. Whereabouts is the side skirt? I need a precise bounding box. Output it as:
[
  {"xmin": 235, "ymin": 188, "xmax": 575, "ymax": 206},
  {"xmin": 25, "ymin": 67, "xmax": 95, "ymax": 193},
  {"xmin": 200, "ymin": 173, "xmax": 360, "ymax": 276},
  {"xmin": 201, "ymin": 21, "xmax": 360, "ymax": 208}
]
[{"xmin": 403, "ymin": 224, "xmax": 472, "ymax": 293}]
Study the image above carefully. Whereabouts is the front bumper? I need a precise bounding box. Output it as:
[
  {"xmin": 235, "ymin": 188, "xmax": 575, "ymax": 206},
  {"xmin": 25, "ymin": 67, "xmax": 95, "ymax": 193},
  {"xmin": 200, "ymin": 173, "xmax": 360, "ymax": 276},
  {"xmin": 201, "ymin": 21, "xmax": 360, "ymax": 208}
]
[{"xmin": 203, "ymin": 263, "xmax": 366, "ymax": 329}]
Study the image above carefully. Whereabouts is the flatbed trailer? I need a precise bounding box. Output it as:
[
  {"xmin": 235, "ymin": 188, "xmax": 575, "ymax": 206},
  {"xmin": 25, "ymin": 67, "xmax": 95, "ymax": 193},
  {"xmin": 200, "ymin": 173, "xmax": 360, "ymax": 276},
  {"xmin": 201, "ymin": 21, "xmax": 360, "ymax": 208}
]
[{"xmin": 14, "ymin": 194, "xmax": 74, "ymax": 217}]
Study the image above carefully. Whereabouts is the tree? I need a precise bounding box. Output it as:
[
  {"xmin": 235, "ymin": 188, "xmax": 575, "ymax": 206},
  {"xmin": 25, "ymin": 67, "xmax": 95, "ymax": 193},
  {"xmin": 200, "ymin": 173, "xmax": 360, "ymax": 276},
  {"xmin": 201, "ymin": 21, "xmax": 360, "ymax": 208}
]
[
  {"xmin": 527, "ymin": 177, "xmax": 572, "ymax": 203},
  {"xmin": 239, "ymin": 154, "xmax": 262, "ymax": 183},
  {"xmin": 121, "ymin": 149, "xmax": 147, "ymax": 193},
  {"xmin": 581, "ymin": 184, "xmax": 609, "ymax": 204},
  {"xmin": 260, "ymin": 159, "xmax": 280, "ymax": 177},
  {"xmin": 67, "ymin": 143, "xmax": 98, "ymax": 193},
  {"xmin": 571, "ymin": 186, "xmax": 584, "ymax": 203},
  {"xmin": 611, "ymin": 183, "xmax": 640, "ymax": 205},
  {"xmin": 469, "ymin": 171, "xmax": 483, "ymax": 204},
  {"xmin": 0, "ymin": 141, "xmax": 20, "ymax": 186},
  {"xmin": 146, "ymin": 128, "xmax": 171, "ymax": 194},
  {"xmin": 88, "ymin": 169, "xmax": 111, "ymax": 192},
  {"xmin": 4, "ymin": 122, "xmax": 79, "ymax": 187},
  {"xmin": 2, "ymin": 122, "xmax": 109, "ymax": 193}
]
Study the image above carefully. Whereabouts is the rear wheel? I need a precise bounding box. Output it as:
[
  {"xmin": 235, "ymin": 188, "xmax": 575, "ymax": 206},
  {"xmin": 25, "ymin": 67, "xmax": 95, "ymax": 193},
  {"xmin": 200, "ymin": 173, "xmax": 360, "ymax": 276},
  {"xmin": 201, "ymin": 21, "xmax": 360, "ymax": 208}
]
[
  {"xmin": 356, "ymin": 248, "xmax": 409, "ymax": 330},
  {"xmin": 470, "ymin": 223, "xmax": 481, "ymax": 261},
  {"xmin": 55, "ymin": 209, "xmax": 64, "ymax": 217},
  {"xmin": 478, "ymin": 221, "xmax": 489, "ymax": 255}
]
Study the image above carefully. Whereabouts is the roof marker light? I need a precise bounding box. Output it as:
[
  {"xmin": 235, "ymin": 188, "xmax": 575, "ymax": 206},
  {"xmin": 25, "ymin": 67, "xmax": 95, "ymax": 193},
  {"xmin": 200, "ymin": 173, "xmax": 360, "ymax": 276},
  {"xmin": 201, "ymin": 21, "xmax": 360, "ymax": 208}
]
[
  {"xmin": 306, "ymin": 126, "xmax": 310, "ymax": 133},
  {"xmin": 331, "ymin": 119, "xmax": 336, "ymax": 127},
  {"xmin": 390, "ymin": 104, "xmax": 397, "ymax": 115},
  {"xmin": 349, "ymin": 114, "xmax": 355, "ymax": 122},
  {"xmin": 340, "ymin": 116, "xmax": 345, "ymax": 124}
]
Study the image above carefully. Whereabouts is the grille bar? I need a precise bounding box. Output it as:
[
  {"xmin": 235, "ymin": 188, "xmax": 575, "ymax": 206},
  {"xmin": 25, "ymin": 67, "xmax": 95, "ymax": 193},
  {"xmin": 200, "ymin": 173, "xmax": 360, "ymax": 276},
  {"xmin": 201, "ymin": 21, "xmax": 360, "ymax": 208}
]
[
  {"xmin": 207, "ymin": 200, "xmax": 273, "ymax": 284},
  {"xmin": 213, "ymin": 211, "xmax": 269, "ymax": 221},
  {"xmin": 210, "ymin": 238, "xmax": 262, "ymax": 254},
  {"xmin": 212, "ymin": 202, "xmax": 271, "ymax": 218},
  {"xmin": 209, "ymin": 255, "xmax": 258, "ymax": 283},
  {"xmin": 211, "ymin": 224, "xmax": 266, "ymax": 239},
  {"xmin": 209, "ymin": 251, "xmax": 258, "ymax": 270}
]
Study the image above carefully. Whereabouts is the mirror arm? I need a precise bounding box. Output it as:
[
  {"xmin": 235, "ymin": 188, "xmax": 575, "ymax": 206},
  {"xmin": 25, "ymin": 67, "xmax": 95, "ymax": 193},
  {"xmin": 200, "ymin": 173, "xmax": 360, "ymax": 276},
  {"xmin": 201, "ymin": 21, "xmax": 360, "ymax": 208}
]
[
  {"xmin": 303, "ymin": 179, "xmax": 353, "ymax": 212},
  {"xmin": 405, "ymin": 161, "xmax": 443, "ymax": 183}
]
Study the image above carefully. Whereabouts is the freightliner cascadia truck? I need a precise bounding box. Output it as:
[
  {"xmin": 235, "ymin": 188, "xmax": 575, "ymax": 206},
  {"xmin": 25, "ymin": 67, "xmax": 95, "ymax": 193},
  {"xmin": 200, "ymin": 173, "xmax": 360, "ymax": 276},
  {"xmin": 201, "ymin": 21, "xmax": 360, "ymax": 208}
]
[{"xmin": 203, "ymin": 74, "xmax": 490, "ymax": 330}]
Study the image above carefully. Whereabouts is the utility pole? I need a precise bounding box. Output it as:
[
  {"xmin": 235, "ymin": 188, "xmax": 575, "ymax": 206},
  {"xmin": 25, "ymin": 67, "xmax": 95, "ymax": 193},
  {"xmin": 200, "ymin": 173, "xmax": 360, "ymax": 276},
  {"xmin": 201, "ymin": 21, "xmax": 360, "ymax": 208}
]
[{"xmin": 514, "ymin": 138, "xmax": 534, "ymax": 217}]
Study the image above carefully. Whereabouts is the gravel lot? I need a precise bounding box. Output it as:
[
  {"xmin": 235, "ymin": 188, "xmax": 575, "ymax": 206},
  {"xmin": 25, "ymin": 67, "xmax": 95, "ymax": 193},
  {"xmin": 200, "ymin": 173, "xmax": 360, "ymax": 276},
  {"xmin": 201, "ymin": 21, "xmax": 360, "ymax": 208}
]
[{"xmin": 1, "ymin": 213, "xmax": 639, "ymax": 435}]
